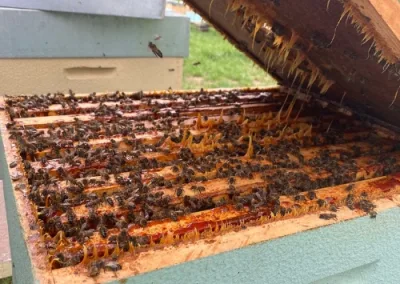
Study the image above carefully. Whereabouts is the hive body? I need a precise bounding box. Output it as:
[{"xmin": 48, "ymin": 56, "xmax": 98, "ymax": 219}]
[{"xmin": 2, "ymin": 86, "xmax": 400, "ymax": 283}]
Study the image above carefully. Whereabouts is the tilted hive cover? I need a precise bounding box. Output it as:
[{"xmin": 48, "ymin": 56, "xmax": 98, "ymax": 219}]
[{"xmin": 184, "ymin": 0, "xmax": 400, "ymax": 127}]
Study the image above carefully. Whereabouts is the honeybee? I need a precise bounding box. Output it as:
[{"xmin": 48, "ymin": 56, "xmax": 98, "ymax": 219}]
[
  {"xmin": 148, "ymin": 42, "xmax": 163, "ymax": 58},
  {"xmin": 319, "ymin": 213, "xmax": 337, "ymax": 220},
  {"xmin": 175, "ymin": 187, "xmax": 184, "ymax": 197}
]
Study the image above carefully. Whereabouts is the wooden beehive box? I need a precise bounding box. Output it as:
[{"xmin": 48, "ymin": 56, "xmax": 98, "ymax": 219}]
[{"xmin": 1, "ymin": 0, "xmax": 400, "ymax": 283}]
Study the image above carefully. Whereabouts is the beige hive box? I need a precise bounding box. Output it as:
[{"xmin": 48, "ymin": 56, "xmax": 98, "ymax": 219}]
[{"xmin": 0, "ymin": 58, "xmax": 184, "ymax": 95}]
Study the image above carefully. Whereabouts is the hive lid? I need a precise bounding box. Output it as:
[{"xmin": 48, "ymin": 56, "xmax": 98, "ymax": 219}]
[
  {"xmin": 0, "ymin": 0, "xmax": 166, "ymax": 19},
  {"xmin": 184, "ymin": 0, "xmax": 400, "ymax": 127}
]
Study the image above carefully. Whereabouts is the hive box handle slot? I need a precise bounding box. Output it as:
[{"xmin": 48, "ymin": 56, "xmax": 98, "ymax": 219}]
[{"xmin": 64, "ymin": 66, "xmax": 116, "ymax": 80}]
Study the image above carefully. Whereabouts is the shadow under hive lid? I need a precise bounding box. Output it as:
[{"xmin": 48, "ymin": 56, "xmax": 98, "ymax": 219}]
[{"xmin": 184, "ymin": 0, "xmax": 400, "ymax": 127}]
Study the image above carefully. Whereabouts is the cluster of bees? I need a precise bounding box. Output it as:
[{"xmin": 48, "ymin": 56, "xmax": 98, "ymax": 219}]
[{"xmin": 5, "ymin": 89, "xmax": 400, "ymax": 277}]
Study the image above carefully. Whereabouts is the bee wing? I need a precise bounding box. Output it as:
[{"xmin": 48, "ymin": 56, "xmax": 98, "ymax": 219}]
[
  {"xmin": 151, "ymin": 49, "xmax": 160, "ymax": 58},
  {"xmin": 154, "ymin": 48, "xmax": 163, "ymax": 58}
]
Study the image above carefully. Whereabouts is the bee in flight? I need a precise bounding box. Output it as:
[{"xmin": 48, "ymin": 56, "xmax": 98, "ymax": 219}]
[{"xmin": 148, "ymin": 41, "xmax": 163, "ymax": 58}]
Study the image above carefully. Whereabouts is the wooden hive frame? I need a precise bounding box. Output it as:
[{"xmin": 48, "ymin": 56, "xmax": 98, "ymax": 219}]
[{"xmin": 2, "ymin": 86, "xmax": 400, "ymax": 283}]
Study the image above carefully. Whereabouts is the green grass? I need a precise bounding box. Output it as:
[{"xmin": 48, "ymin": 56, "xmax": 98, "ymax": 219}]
[
  {"xmin": 183, "ymin": 25, "xmax": 276, "ymax": 90},
  {"xmin": 0, "ymin": 277, "xmax": 11, "ymax": 284}
]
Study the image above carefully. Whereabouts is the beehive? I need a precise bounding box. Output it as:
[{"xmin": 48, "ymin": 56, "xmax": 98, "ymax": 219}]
[{"xmin": 1, "ymin": 0, "xmax": 400, "ymax": 283}]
